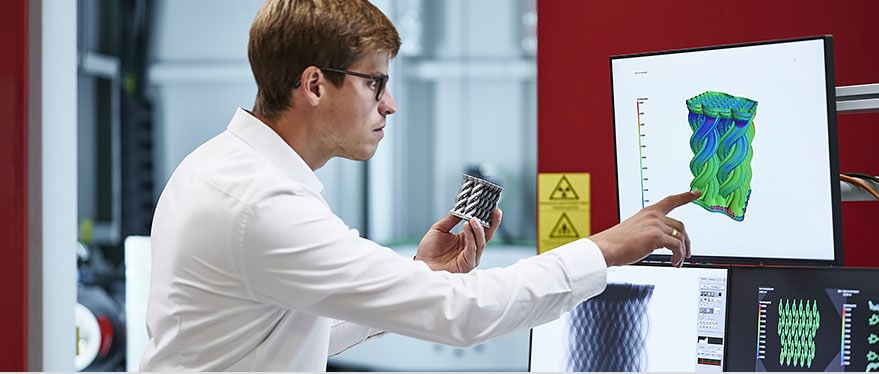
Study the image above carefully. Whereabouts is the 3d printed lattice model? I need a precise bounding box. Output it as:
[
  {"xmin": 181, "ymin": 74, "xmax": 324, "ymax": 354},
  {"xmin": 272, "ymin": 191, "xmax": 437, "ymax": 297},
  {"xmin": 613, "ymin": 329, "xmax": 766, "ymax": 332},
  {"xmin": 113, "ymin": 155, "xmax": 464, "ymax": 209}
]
[
  {"xmin": 686, "ymin": 91, "xmax": 757, "ymax": 221},
  {"xmin": 776, "ymin": 299, "xmax": 819, "ymax": 368},
  {"xmin": 450, "ymin": 174, "xmax": 503, "ymax": 228},
  {"xmin": 565, "ymin": 283, "xmax": 654, "ymax": 372}
]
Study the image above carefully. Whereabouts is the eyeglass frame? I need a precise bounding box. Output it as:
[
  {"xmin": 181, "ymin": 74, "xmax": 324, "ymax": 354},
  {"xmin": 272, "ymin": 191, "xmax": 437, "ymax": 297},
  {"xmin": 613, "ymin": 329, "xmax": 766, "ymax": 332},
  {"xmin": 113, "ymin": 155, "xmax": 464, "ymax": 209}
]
[{"xmin": 293, "ymin": 66, "xmax": 389, "ymax": 102}]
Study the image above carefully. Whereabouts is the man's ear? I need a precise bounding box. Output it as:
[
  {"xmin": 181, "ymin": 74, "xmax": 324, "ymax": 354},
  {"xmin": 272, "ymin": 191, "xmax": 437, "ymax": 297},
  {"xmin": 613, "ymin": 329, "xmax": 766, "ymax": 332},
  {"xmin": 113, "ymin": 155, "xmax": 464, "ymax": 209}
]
[{"xmin": 300, "ymin": 66, "xmax": 323, "ymax": 106}]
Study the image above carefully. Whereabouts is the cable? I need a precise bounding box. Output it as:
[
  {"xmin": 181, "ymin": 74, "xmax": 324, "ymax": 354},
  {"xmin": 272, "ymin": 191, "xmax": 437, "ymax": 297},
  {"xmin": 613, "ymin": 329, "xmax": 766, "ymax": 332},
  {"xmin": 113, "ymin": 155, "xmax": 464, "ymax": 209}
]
[
  {"xmin": 839, "ymin": 174, "xmax": 879, "ymax": 199},
  {"xmin": 843, "ymin": 172, "xmax": 879, "ymax": 185},
  {"xmin": 839, "ymin": 174, "xmax": 879, "ymax": 200}
]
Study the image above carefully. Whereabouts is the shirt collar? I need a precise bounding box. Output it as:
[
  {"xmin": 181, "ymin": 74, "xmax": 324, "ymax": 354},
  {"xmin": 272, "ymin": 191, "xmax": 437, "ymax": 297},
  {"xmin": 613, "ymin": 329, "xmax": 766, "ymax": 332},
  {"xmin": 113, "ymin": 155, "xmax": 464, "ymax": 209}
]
[{"xmin": 226, "ymin": 107, "xmax": 324, "ymax": 193}]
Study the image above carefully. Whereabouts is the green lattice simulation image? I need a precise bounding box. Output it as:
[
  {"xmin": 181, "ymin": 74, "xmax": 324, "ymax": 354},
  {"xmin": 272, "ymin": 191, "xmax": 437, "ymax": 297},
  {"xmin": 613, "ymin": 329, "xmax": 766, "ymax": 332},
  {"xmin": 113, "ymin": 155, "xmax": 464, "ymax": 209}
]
[
  {"xmin": 777, "ymin": 299, "xmax": 819, "ymax": 368},
  {"xmin": 686, "ymin": 91, "xmax": 757, "ymax": 221}
]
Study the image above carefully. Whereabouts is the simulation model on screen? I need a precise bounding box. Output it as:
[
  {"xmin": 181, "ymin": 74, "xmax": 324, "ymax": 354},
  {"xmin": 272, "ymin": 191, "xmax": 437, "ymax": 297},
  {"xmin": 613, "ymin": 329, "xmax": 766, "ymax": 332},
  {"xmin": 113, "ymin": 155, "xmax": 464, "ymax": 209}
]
[
  {"xmin": 529, "ymin": 265, "xmax": 729, "ymax": 372},
  {"xmin": 725, "ymin": 267, "xmax": 879, "ymax": 372},
  {"xmin": 610, "ymin": 36, "xmax": 842, "ymax": 264},
  {"xmin": 686, "ymin": 91, "xmax": 757, "ymax": 222}
]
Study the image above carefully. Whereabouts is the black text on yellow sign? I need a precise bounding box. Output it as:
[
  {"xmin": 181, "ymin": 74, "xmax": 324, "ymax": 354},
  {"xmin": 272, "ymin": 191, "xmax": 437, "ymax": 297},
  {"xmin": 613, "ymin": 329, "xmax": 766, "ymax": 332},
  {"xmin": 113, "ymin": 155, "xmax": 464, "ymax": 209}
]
[{"xmin": 538, "ymin": 173, "xmax": 590, "ymax": 254}]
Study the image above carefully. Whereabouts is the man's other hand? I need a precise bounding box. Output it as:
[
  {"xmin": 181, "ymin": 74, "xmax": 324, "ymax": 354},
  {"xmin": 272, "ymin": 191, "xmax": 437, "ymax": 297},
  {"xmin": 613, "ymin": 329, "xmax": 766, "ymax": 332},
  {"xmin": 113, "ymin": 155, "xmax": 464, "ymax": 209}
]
[{"xmin": 414, "ymin": 209, "xmax": 502, "ymax": 273}]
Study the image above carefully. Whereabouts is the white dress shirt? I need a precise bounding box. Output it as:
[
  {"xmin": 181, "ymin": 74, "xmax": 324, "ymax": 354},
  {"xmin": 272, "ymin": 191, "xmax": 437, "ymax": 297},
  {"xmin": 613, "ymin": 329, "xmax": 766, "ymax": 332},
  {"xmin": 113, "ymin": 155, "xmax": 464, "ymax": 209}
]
[{"xmin": 140, "ymin": 108, "xmax": 608, "ymax": 371}]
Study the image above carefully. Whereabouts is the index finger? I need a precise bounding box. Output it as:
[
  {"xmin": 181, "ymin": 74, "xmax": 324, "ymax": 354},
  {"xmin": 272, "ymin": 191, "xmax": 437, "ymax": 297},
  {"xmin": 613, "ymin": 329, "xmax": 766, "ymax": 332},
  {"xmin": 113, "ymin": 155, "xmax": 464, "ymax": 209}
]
[{"xmin": 651, "ymin": 190, "xmax": 701, "ymax": 214}]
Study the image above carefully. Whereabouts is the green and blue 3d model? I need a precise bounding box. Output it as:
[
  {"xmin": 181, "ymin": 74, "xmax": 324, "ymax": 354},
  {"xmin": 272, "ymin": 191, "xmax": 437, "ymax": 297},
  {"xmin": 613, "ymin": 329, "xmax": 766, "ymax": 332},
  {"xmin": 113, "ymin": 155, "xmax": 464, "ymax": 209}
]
[{"xmin": 686, "ymin": 91, "xmax": 757, "ymax": 221}]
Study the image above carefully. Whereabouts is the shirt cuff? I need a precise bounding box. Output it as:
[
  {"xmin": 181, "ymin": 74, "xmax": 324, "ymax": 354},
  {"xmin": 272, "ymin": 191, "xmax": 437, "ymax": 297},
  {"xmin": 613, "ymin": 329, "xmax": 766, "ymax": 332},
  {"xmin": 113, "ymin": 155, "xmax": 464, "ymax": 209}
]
[{"xmin": 546, "ymin": 238, "xmax": 608, "ymax": 303}]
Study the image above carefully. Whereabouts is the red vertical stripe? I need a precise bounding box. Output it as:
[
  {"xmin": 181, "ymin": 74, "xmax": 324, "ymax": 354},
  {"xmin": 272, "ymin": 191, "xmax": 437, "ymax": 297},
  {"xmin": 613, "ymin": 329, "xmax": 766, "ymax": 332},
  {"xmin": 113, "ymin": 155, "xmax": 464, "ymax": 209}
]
[{"xmin": 0, "ymin": 0, "xmax": 29, "ymax": 370}]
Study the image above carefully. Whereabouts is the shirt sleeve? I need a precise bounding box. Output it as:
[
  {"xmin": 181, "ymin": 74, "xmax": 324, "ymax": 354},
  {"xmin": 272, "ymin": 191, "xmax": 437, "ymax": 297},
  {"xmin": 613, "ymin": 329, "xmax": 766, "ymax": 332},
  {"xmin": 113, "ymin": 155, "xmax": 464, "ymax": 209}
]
[
  {"xmin": 240, "ymin": 188, "xmax": 607, "ymax": 347},
  {"xmin": 328, "ymin": 320, "xmax": 387, "ymax": 356}
]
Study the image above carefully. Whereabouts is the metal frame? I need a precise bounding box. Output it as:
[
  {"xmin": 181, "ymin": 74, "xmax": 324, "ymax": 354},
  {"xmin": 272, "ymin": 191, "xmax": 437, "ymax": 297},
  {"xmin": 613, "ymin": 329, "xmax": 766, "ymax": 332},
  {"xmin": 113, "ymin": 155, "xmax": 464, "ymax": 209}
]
[
  {"xmin": 836, "ymin": 83, "xmax": 879, "ymax": 114},
  {"xmin": 836, "ymin": 83, "xmax": 878, "ymax": 201}
]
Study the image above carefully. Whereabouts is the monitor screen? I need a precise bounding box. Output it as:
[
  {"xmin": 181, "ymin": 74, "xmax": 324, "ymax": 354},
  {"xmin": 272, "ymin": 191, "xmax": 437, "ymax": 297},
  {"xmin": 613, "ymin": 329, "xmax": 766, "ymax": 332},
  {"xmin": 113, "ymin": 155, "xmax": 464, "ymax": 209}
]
[
  {"xmin": 529, "ymin": 265, "xmax": 729, "ymax": 372},
  {"xmin": 725, "ymin": 266, "xmax": 879, "ymax": 372},
  {"xmin": 610, "ymin": 36, "xmax": 842, "ymax": 265}
]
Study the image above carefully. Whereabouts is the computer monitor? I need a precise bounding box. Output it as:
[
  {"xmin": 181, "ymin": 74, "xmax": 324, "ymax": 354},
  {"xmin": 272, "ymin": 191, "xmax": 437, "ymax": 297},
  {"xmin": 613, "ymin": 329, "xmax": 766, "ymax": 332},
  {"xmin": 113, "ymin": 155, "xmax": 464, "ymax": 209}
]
[
  {"xmin": 610, "ymin": 36, "xmax": 842, "ymax": 265},
  {"xmin": 725, "ymin": 266, "xmax": 879, "ymax": 372},
  {"xmin": 529, "ymin": 265, "xmax": 729, "ymax": 372}
]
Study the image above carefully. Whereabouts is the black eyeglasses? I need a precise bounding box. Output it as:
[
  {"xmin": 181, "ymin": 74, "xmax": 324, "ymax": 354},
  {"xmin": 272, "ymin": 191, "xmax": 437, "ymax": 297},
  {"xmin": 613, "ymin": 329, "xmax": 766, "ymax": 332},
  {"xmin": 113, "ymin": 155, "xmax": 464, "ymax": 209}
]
[{"xmin": 294, "ymin": 67, "xmax": 389, "ymax": 101}]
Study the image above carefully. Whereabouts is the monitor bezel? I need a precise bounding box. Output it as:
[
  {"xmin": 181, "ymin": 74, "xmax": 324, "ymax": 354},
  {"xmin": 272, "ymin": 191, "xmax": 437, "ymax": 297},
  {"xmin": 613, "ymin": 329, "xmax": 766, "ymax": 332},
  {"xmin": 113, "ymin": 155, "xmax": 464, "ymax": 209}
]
[{"xmin": 608, "ymin": 35, "xmax": 843, "ymax": 267}]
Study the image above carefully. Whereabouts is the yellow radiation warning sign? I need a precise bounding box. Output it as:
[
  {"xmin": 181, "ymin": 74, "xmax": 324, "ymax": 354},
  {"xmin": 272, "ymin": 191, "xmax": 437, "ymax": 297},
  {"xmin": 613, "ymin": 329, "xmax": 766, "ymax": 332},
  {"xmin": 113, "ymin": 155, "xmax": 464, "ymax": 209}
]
[{"xmin": 538, "ymin": 173, "xmax": 590, "ymax": 254}]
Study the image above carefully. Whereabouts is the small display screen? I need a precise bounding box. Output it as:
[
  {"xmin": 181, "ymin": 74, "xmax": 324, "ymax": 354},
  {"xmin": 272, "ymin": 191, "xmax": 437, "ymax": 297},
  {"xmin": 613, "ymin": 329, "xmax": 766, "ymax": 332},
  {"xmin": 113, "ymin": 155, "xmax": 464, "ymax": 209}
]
[{"xmin": 725, "ymin": 266, "xmax": 879, "ymax": 372}]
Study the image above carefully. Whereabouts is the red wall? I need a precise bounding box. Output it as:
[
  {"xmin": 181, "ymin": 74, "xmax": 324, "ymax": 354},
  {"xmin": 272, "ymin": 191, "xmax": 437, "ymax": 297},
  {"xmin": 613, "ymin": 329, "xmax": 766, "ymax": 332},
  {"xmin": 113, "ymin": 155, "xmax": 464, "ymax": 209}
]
[
  {"xmin": 538, "ymin": 0, "xmax": 879, "ymax": 266},
  {"xmin": 0, "ymin": 0, "xmax": 28, "ymax": 370}
]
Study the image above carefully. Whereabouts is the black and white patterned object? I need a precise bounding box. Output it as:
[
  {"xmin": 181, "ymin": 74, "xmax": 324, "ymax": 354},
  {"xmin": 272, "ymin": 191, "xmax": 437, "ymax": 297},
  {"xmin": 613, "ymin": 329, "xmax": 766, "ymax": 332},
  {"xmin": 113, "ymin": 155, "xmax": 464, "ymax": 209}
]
[
  {"xmin": 565, "ymin": 283, "xmax": 654, "ymax": 372},
  {"xmin": 449, "ymin": 174, "xmax": 503, "ymax": 228}
]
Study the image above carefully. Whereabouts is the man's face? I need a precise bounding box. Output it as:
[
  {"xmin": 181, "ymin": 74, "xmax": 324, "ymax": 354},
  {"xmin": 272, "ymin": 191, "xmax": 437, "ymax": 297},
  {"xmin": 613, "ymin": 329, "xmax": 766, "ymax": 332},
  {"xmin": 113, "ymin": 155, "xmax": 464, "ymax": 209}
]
[{"xmin": 318, "ymin": 52, "xmax": 396, "ymax": 161}]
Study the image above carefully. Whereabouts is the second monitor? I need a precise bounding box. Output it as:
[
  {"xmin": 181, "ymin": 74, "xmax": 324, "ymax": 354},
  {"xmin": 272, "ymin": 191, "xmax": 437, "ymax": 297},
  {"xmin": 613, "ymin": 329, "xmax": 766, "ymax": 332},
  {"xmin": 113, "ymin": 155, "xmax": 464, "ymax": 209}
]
[
  {"xmin": 529, "ymin": 265, "xmax": 729, "ymax": 372},
  {"xmin": 725, "ymin": 266, "xmax": 879, "ymax": 372}
]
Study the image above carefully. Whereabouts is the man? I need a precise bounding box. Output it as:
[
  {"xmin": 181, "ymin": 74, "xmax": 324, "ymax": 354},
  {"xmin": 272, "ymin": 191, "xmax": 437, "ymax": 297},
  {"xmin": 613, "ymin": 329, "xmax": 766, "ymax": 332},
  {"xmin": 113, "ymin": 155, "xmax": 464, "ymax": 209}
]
[{"xmin": 140, "ymin": 0, "xmax": 699, "ymax": 371}]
